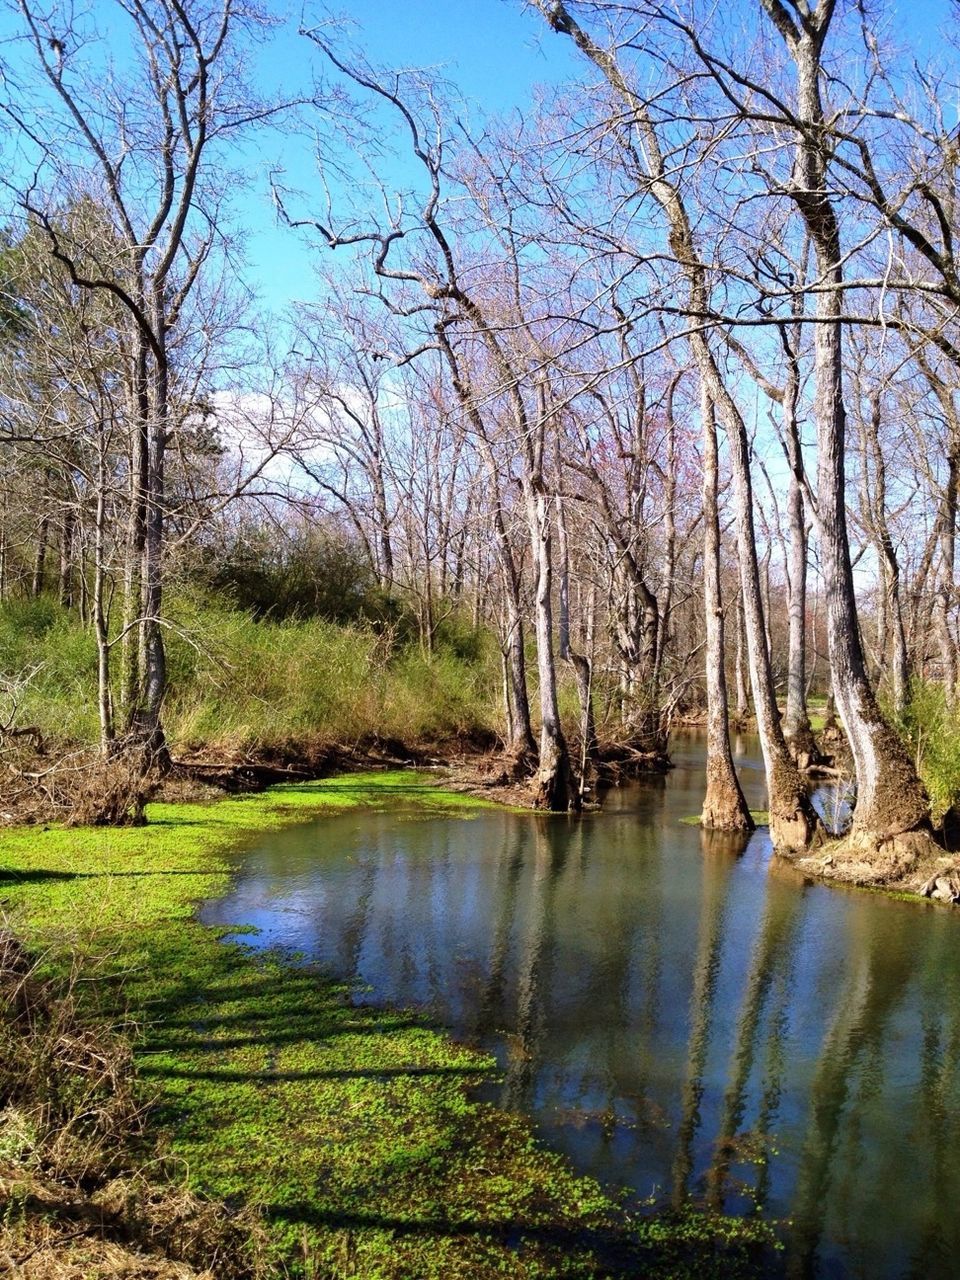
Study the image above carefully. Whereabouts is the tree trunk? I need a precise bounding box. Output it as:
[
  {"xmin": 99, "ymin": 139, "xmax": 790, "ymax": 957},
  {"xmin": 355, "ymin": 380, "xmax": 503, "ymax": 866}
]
[
  {"xmin": 121, "ymin": 333, "xmax": 149, "ymax": 728},
  {"xmin": 137, "ymin": 296, "xmax": 168, "ymax": 768},
  {"xmin": 939, "ymin": 443, "xmax": 959, "ymax": 706},
  {"xmin": 781, "ymin": 353, "xmax": 820, "ymax": 767},
  {"xmin": 702, "ymin": 336, "xmax": 821, "ymax": 851},
  {"xmin": 781, "ymin": 12, "xmax": 929, "ymax": 845},
  {"xmin": 861, "ymin": 392, "xmax": 909, "ymax": 714},
  {"xmin": 440, "ymin": 334, "xmax": 537, "ymax": 766},
  {"xmin": 93, "ymin": 448, "xmax": 114, "ymax": 754},
  {"xmin": 701, "ymin": 390, "xmax": 753, "ymax": 831},
  {"xmin": 58, "ymin": 508, "xmax": 74, "ymax": 608},
  {"xmin": 735, "ymin": 583, "xmax": 750, "ymax": 725},
  {"xmin": 526, "ymin": 475, "xmax": 577, "ymax": 811},
  {"xmin": 555, "ymin": 488, "xmax": 598, "ymax": 789},
  {"xmin": 32, "ymin": 511, "xmax": 49, "ymax": 597}
]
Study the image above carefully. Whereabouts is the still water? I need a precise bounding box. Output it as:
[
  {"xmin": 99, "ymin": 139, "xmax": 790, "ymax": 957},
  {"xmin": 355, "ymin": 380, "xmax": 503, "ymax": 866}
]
[{"xmin": 202, "ymin": 735, "xmax": 960, "ymax": 1278}]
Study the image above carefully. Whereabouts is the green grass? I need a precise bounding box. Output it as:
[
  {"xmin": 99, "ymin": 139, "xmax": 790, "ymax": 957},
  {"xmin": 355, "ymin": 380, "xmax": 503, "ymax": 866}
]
[
  {"xmin": 888, "ymin": 680, "xmax": 960, "ymax": 823},
  {"xmin": 0, "ymin": 597, "xmax": 502, "ymax": 752},
  {"xmin": 0, "ymin": 771, "xmax": 778, "ymax": 1278},
  {"xmin": 680, "ymin": 810, "xmax": 769, "ymax": 828}
]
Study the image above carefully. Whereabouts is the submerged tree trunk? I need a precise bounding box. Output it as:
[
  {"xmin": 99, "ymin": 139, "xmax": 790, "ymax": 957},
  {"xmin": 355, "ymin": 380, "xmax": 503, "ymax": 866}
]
[
  {"xmin": 697, "ymin": 275, "xmax": 821, "ymax": 852},
  {"xmin": 537, "ymin": 0, "xmax": 819, "ymax": 849}
]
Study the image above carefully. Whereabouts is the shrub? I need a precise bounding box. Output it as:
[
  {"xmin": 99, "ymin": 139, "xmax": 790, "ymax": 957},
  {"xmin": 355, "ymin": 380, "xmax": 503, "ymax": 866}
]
[{"xmin": 891, "ymin": 680, "xmax": 960, "ymax": 823}]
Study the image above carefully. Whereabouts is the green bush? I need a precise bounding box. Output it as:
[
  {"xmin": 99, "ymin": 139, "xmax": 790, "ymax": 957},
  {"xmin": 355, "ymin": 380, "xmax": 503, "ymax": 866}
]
[
  {"xmin": 162, "ymin": 598, "xmax": 501, "ymax": 752},
  {"xmin": 891, "ymin": 680, "xmax": 960, "ymax": 823}
]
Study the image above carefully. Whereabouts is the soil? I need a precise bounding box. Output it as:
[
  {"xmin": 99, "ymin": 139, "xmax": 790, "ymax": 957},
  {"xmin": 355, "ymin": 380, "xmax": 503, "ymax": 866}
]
[
  {"xmin": 161, "ymin": 733, "xmax": 673, "ymax": 815},
  {"xmin": 794, "ymin": 830, "xmax": 960, "ymax": 900}
]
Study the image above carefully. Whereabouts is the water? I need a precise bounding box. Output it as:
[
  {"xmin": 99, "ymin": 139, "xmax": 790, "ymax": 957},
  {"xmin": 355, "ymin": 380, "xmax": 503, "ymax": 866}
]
[{"xmin": 201, "ymin": 734, "xmax": 960, "ymax": 1278}]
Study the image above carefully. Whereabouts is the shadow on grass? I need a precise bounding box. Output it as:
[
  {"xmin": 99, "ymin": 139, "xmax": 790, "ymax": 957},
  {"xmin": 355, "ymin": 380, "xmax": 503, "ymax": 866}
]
[
  {"xmin": 266, "ymin": 1202, "xmax": 653, "ymax": 1273},
  {"xmin": 284, "ymin": 781, "xmax": 474, "ymax": 799},
  {"xmin": 0, "ymin": 868, "xmax": 224, "ymax": 885},
  {"xmin": 0, "ymin": 868, "xmax": 82, "ymax": 885},
  {"xmin": 140, "ymin": 1061, "xmax": 489, "ymax": 1083},
  {"xmin": 137, "ymin": 964, "xmax": 454, "ymax": 1068},
  {"xmin": 145, "ymin": 1015, "xmax": 429, "ymax": 1054}
]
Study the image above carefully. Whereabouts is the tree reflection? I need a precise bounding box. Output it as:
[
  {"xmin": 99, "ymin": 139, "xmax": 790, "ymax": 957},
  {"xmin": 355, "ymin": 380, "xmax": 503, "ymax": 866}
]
[
  {"xmin": 670, "ymin": 827, "xmax": 744, "ymax": 1206},
  {"xmin": 707, "ymin": 874, "xmax": 802, "ymax": 1212}
]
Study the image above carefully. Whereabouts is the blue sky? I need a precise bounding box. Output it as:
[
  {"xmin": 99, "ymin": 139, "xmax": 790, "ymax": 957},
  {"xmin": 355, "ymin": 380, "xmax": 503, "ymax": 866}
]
[
  {"xmin": 2, "ymin": 0, "xmax": 956, "ymax": 323},
  {"xmin": 233, "ymin": 1, "xmax": 581, "ymax": 316},
  {"xmin": 219, "ymin": 0, "xmax": 960, "ymax": 317}
]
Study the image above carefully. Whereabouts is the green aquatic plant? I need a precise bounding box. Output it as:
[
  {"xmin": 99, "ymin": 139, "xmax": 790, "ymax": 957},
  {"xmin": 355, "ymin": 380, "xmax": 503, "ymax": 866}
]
[{"xmin": 0, "ymin": 773, "xmax": 779, "ymax": 1277}]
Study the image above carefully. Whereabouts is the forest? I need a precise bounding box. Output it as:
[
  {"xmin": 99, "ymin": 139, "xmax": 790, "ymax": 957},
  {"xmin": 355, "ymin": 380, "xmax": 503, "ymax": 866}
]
[{"xmin": 2, "ymin": 1, "xmax": 960, "ymax": 1277}]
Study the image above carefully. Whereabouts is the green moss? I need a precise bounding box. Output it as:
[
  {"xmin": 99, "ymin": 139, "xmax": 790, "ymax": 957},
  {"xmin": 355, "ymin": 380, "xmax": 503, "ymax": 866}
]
[
  {"xmin": 679, "ymin": 810, "xmax": 768, "ymax": 828},
  {"xmin": 0, "ymin": 772, "xmax": 777, "ymax": 1278}
]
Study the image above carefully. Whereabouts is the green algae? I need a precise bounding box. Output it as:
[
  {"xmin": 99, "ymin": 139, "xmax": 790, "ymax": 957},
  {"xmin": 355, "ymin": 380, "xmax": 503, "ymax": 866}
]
[
  {"xmin": 0, "ymin": 770, "xmax": 777, "ymax": 1278},
  {"xmin": 679, "ymin": 810, "xmax": 769, "ymax": 828}
]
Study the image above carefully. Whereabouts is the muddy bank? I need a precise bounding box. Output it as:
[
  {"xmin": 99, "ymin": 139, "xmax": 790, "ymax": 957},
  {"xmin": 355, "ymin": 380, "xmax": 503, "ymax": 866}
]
[
  {"xmin": 793, "ymin": 828, "xmax": 960, "ymax": 903},
  {"xmin": 166, "ymin": 731, "xmax": 673, "ymax": 813}
]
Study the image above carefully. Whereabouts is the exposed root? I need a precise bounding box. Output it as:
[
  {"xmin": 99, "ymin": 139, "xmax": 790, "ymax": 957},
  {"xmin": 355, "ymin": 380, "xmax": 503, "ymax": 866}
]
[
  {"xmin": 767, "ymin": 758, "xmax": 824, "ymax": 854},
  {"xmin": 532, "ymin": 756, "xmax": 581, "ymax": 812},
  {"xmin": 700, "ymin": 798, "xmax": 755, "ymax": 832},
  {"xmin": 770, "ymin": 804, "xmax": 824, "ymax": 854},
  {"xmin": 799, "ymin": 827, "xmax": 945, "ymax": 890},
  {"xmin": 919, "ymin": 870, "xmax": 960, "ymax": 903},
  {"xmin": 701, "ymin": 755, "xmax": 753, "ymax": 832}
]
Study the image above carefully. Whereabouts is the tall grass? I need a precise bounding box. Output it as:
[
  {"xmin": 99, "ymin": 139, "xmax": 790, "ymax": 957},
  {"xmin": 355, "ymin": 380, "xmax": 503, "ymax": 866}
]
[
  {"xmin": 0, "ymin": 596, "xmax": 503, "ymax": 754},
  {"xmin": 0, "ymin": 598, "xmax": 101, "ymax": 742}
]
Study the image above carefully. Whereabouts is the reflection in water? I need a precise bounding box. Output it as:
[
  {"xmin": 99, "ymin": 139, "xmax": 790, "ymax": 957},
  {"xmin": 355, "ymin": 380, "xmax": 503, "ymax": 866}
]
[
  {"xmin": 671, "ymin": 830, "xmax": 736, "ymax": 1208},
  {"xmin": 202, "ymin": 735, "xmax": 960, "ymax": 1278},
  {"xmin": 708, "ymin": 867, "xmax": 800, "ymax": 1215}
]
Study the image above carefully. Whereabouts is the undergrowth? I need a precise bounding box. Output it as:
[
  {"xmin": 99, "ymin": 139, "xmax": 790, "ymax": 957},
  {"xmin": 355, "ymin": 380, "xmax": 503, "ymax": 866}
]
[
  {"xmin": 890, "ymin": 681, "xmax": 960, "ymax": 823},
  {"xmin": 0, "ymin": 596, "xmax": 502, "ymax": 755}
]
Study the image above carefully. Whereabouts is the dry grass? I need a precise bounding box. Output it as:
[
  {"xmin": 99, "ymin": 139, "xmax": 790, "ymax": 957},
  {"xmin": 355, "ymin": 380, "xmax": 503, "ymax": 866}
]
[{"xmin": 0, "ymin": 923, "xmax": 267, "ymax": 1279}]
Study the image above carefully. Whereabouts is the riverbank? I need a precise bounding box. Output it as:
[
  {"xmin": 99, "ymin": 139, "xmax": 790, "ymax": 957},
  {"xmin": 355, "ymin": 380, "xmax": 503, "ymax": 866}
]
[{"xmin": 0, "ymin": 772, "xmax": 775, "ymax": 1279}]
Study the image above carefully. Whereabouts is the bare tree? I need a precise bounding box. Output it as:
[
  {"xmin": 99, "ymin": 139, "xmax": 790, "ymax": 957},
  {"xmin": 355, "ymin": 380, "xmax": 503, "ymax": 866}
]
[
  {"xmin": 3, "ymin": 0, "xmax": 282, "ymax": 767},
  {"xmin": 533, "ymin": 0, "xmax": 820, "ymax": 847}
]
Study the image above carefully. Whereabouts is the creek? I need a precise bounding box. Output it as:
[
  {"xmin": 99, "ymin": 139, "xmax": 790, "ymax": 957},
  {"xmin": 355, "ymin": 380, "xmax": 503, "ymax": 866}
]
[{"xmin": 201, "ymin": 734, "xmax": 959, "ymax": 1278}]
